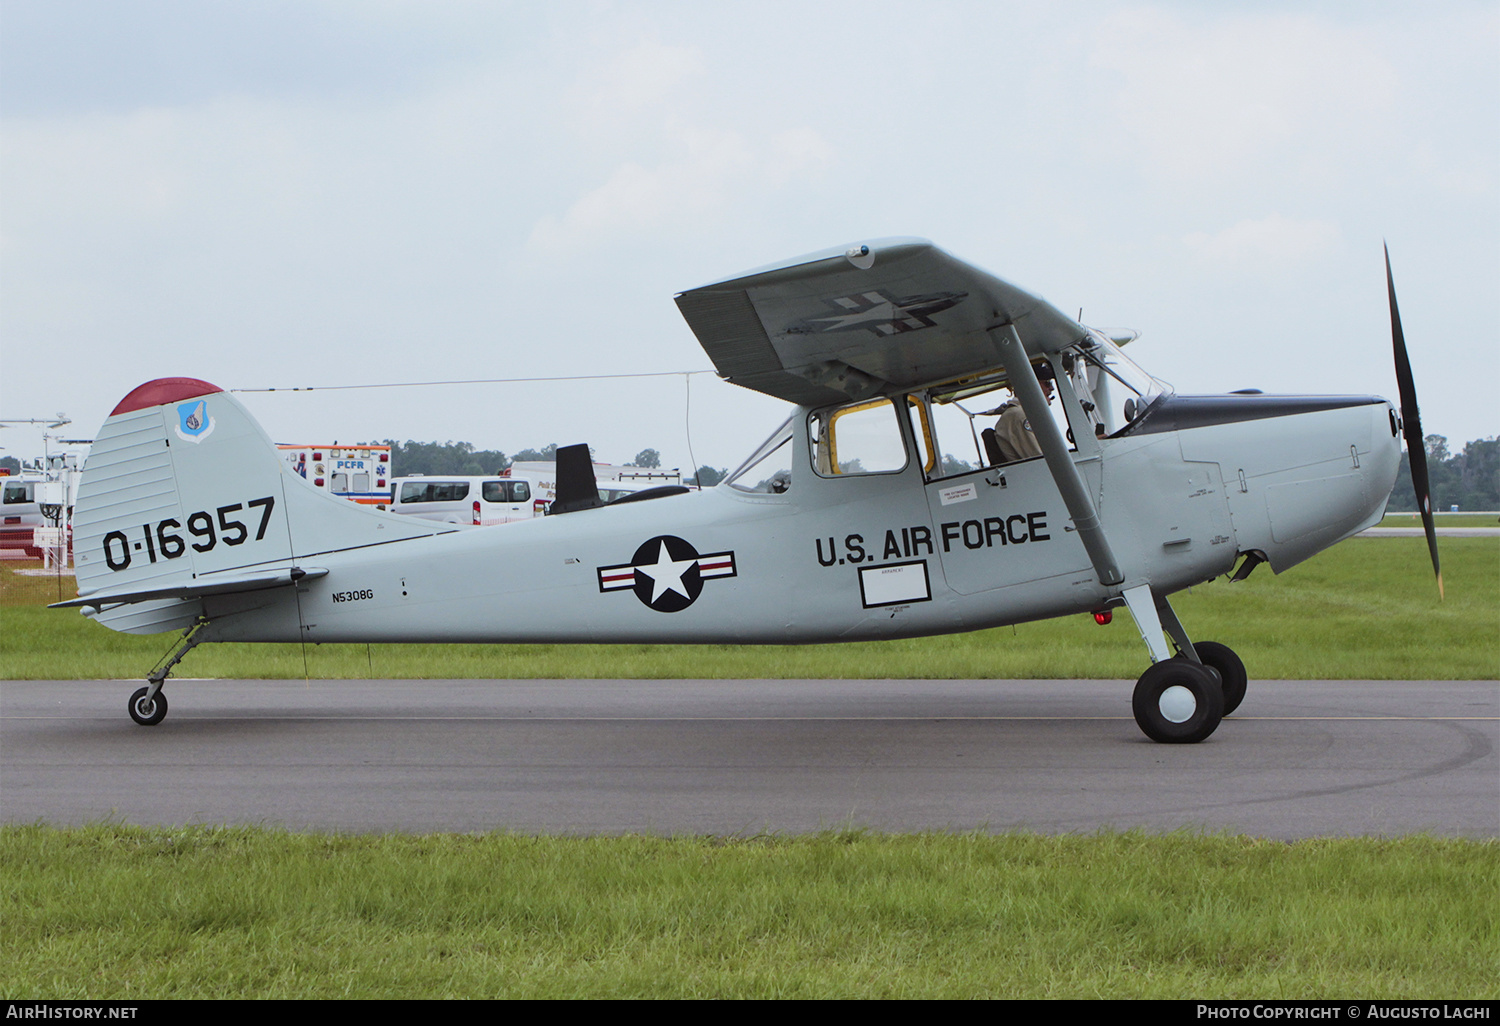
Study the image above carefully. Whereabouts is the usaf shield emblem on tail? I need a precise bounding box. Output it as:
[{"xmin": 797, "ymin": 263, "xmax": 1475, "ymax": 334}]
[{"xmin": 175, "ymin": 399, "xmax": 214, "ymax": 443}]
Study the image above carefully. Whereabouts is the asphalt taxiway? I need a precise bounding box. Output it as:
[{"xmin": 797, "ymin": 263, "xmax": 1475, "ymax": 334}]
[{"xmin": 2, "ymin": 678, "xmax": 1495, "ymax": 838}]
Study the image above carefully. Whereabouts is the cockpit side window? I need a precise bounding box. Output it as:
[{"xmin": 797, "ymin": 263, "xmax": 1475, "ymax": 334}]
[
  {"xmin": 916, "ymin": 370, "xmax": 1078, "ymax": 476},
  {"xmin": 727, "ymin": 416, "xmax": 795, "ymax": 494},
  {"xmin": 913, "ymin": 339, "xmax": 1172, "ymax": 476},
  {"xmin": 907, "ymin": 395, "xmax": 983, "ymax": 478},
  {"xmin": 808, "ymin": 397, "xmax": 909, "ymax": 478}
]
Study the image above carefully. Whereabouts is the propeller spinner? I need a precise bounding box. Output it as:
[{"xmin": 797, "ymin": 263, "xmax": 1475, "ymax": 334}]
[{"xmin": 1385, "ymin": 243, "xmax": 1443, "ymax": 599}]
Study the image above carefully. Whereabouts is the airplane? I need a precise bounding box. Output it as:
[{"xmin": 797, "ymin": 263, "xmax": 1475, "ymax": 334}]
[{"xmin": 51, "ymin": 238, "xmax": 1439, "ymax": 743}]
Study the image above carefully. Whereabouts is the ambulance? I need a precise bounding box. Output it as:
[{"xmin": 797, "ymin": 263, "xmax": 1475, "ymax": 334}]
[{"xmin": 277, "ymin": 444, "xmax": 391, "ymax": 505}]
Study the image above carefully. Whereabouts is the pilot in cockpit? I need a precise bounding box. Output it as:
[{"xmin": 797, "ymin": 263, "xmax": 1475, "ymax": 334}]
[{"xmin": 982, "ymin": 363, "xmax": 1054, "ymax": 464}]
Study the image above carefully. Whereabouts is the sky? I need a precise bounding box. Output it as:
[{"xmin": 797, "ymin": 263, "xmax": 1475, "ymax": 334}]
[{"xmin": 2, "ymin": 0, "xmax": 1496, "ymax": 476}]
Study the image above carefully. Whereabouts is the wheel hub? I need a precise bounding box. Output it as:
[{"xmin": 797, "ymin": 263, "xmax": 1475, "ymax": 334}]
[{"xmin": 1158, "ymin": 685, "xmax": 1197, "ymax": 723}]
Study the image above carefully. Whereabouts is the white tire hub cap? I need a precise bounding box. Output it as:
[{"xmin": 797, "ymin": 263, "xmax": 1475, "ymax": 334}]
[{"xmin": 1159, "ymin": 685, "xmax": 1197, "ymax": 723}]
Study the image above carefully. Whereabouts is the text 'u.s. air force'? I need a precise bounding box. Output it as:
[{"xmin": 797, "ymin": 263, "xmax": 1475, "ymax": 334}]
[{"xmin": 816, "ymin": 513, "xmax": 1050, "ymax": 566}]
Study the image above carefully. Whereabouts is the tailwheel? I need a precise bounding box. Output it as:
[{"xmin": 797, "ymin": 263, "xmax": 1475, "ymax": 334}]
[
  {"xmin": 129, "ymin": 617, "xmax": 206, "ymax": 726},
  {"xmin": 1132, "ymin": 660, "xmax": 1223, "ymax": 744},
  {"xmin": 128, "ymin": 686, "xmax": 168, "ymax": 727},
  {"xmin": 1192, "ymin": 641, "xmax": 1247, "ymax": 716}
]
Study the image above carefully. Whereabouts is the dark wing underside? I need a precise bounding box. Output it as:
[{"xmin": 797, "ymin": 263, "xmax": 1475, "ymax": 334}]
[{"xmin": 675, "ymin": 238, "xmax": 1085, "ymax": 406}]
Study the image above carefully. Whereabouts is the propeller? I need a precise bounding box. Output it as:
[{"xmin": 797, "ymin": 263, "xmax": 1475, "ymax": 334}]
[{"xmin": 1385, "ymin": 243, "xmax": 1442, "ymax": 600}]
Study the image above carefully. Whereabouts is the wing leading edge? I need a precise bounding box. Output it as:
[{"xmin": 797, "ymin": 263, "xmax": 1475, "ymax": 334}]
[{"xmin": 675, "ymin": 238, "xmax": 1086, "ymax": 406}]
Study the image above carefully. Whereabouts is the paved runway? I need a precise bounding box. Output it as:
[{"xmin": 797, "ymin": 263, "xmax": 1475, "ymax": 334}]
[
  {"xmin": 3, "ymin": 678, "xmax": 1495, "ymax": 838},
  {"xmin": 1358, "ymin": 527, "xmax": 1500, "ymax": 536}
]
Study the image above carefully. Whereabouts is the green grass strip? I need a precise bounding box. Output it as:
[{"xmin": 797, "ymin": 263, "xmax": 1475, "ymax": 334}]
[
  {"xmin": 3, "ymin": 825, "xmax": 1496, "ymax": 999},
  {"xmin": 3, "ymin": 538, "xmax": 1496, "ymax": 680}
]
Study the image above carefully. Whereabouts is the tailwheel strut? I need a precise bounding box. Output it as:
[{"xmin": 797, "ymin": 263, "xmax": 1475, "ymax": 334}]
[{"xmin": 129, "ymin": 617, "xmax": 209, "ymax": 726}]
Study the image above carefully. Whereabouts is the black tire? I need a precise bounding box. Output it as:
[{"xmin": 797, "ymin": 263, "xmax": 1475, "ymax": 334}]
[
  {"xmin": 1132, "ymin": 660, "xmax": 1223, "ymax": 743},
  {"xmin": 128, "ymin": 686, "xmax": 167, "ymax": 726},
  {"xmin": 1193, "ymin": 641, "xmax": 1247, "ymax": 716}
]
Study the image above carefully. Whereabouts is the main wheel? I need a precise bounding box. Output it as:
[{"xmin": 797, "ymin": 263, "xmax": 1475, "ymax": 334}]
[
  {"xmin": 1193, "ymin": 641, "xmax": 1247, "ymax": 716},
  {"xmin": 128, "ymin": 686, "xmax": 168, "ymax": 726},
  {"xmin": 1132, "ymin": 660, "xmax": 1223, "ymax": 743}
]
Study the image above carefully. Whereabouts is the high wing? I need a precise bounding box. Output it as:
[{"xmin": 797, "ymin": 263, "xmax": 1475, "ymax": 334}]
[{"xmin": 674, "ymin": 237, "xmax": 1086, "ymax": 407}]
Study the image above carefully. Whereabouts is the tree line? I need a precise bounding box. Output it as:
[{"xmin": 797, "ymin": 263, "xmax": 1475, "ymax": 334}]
[
  {"xmin": 381, "ymin": 440, "xmax": 727, "ymax": 487},
  {"xmin": 1386, "ymin": 436, "xmax": 1499, "ymax": 513}
]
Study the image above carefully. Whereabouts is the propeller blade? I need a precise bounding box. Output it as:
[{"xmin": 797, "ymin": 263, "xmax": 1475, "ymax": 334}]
[{"xmin": 1385, "ymin": 243, "xmax": 1442, "ymax": 599}]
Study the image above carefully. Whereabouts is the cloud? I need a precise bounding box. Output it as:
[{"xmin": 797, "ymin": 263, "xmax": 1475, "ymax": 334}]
[
  {"xmin": 527, "ymin": 129, "xmax": 754, "ymax": 253},
  {"xmin": 1182, "ymin": 213, "xmax": 1342, "ymax": 267},
  {"xmin": 525, "ymin": 125, "xmax": 834, "ymax": 255},
  {"xmin": 572, "ymin": 36, "xmax": 706, "ymax": 130},
  {"xmin": 1091, "ymin": 7, "xmax": 1397, "ymax": 185},
  {"xmin": 526, "ymin": 30, "xmax": 834, "ymax": 257}
]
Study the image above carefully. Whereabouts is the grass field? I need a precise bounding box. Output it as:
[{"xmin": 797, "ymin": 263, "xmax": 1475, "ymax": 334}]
[
  {"xmin": 3, "ymin": 825, "xmax": 1495, "ymax": 999},
  {"xmin": 4, "ymin": 540, "xmax": 1496, "ymax": 1000},
  {"xmin": 3, "ymin": 537, "xmax": 1495, "ymax": 681}
]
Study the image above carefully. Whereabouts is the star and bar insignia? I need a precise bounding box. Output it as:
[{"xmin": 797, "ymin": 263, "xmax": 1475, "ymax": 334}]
[
  {"xmin": 597, "ymin": 535, "xmax": 737, "ymax": 612},
  {"xmin": 790, "ymin": 289, "xmax": 968, "ymax": 337}
]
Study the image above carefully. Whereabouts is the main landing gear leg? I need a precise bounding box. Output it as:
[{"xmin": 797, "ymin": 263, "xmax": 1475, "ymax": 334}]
[
  {"xmin": 1119, "ymin": 586, "xmax": 1244, "ymax": 743},
  {"xmin": 1153, "ymin": 591, "xmax": 1248, "ymax": 716},
  {"xmin": 129, "ymin": 618, "xmax": 209, "ymax": 726}
]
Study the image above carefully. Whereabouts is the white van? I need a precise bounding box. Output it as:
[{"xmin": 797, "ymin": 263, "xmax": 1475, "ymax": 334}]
[
  {"xmin": 1, "ymin": 476, "xmax": 43, "ymax": 529},
  {"xmin": 1, "ymin": 473, "xmax": 63, "ymax": 558},
  {"xmin": 388, "ymin": 476, "xmax": 539, "ymax": 526}
]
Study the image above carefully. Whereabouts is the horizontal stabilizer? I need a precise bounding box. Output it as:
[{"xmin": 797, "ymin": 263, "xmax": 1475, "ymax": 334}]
[{"xmin": 51, "ymin": 566, "xmax": 328, "ymax": 610}]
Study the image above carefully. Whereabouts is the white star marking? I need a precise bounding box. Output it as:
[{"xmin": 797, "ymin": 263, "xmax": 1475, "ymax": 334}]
[{"xmin": 633, "ymin": 541, "xmax": 698, "ymax": 604}]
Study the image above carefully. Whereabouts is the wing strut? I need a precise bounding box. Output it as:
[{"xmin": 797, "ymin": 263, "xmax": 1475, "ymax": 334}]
[{"xmin": 990, "ymin": 324, "xmax": 1122, "ymax": 586}]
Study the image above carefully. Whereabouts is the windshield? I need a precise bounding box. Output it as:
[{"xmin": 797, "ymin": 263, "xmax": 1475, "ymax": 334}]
[{"xmin": 1068, "ymin": 331, "xmax": 1171, "ymax": 434}]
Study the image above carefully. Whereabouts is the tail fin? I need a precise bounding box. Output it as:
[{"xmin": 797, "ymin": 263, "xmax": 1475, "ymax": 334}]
[
  {"xmin": 65, "ymin": 378, "xmax": 451, "ymax": 633},
  {"xmin": 547, "ymin": 443, "xmax": 605, "ymax": 515}
]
